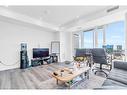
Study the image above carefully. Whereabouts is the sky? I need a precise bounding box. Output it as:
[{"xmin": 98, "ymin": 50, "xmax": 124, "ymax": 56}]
[{"xmin": 105, "ymin": 21, "xmax": 125, "ymax": 49}]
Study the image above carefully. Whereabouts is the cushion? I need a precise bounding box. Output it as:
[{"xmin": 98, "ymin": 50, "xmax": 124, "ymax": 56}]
[
  {"xmin": 73, "ymin": 56, "xmax": 86, "ymax": 62},
  {"xmin": 108, "ymin": 68, "xmax": 127, "ymax": 85},
  {"xmin": 114, "ymin": 61, "xmax": 127, "ymax": 70},
  {"xmin": 103, "ymin": 79, "xmax": 127, "ymax": 87}
]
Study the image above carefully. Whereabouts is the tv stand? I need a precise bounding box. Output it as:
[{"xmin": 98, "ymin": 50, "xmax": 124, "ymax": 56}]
[
  {"xmin": 31, "ymin": 55, "xmax": 58, "ymax": 67},
  {"xmin": 31, "ymin": 58, "xmax": 43, "ymax": 67},
  {"xmin": 31, "ymin": 56, "xmax": 51, "ymax": 67}
]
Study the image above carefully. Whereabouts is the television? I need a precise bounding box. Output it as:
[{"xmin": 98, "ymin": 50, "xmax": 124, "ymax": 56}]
[{"xmin": 33, "ymin": 48, "xmax": 49, "ymax": 58}]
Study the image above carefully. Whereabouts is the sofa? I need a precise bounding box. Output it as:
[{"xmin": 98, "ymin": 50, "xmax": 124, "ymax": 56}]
[{"xmin": 101, "ymin": 61, "xmax": 127, "ymax": 89}]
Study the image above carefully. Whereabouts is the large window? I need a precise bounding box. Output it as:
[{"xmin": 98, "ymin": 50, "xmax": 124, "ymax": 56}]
[
  {"xmin": 84, "ymin": 29, "xmax": 94, "ymax": 48},
  {"xmin": 105, "ymin": 21, "xmax": 125, "ymax": 50},
  {"xmin": 83, "ymin": 21, "xmax": 124, "ymax": 50}
]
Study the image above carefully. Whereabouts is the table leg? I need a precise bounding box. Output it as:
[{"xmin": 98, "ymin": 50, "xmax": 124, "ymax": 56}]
[
  {"xmin": 84, "ymin": 70, "xmax": 89, "ymax": 79},
  {"xmin": 56, "ymin": 79, "xmax": 58, "ymax": 85},
  {"xmin": 87, "ymin": 70, "xmax": 89, "ymax": 79},
  {"xmin": 84, "ymin": 72, "xmax": 87, "ymax": 78}
]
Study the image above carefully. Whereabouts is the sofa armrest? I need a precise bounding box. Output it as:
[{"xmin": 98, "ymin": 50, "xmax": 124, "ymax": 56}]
[{"xmin": 114, "ymin": 61, "xmax": 127, "ymax": 70}]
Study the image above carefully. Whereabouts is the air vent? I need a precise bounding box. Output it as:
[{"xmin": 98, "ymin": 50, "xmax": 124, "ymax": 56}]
[
  {"xmin": 107, "ymin": 6, "xmax": 119, "ymax": 13},
  {"xmin": 73, "ymin": 34, "xmax": 79, "ymax": 37},
  {"xmin": 77, "ymin": 27, "xmax": 82, "ymax": 29}
]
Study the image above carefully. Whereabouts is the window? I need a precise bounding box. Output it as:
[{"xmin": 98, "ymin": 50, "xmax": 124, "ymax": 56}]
[
  {"xmin": 105, "ymin": 21, "xmax": 125, "ymax": 50},
  {"xmin": 82, "ymin": 20, "xmax": 125, "ymax": 52},
  {"xmin": 84, "ymin": 29, "xmax": 94, "ymax": 48},
  {"xmin": 97, "ymin": 27, "xmax": 104, "ymax": 48}
]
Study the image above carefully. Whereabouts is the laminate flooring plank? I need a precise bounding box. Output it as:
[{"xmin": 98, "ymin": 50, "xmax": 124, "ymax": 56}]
[
  {"xmin": 34, "ymin": 66, "xmax": 51, "ymax": 78},
  {"xmin": 35, "ymin": 67, "xmax": 52, "ymax": 80},
  {"xmin": 10, "ymin": 70, "xmax": 20, "ymax": 89},
  {"xmin": 0, "ymin": 71, "xmax": 8, "ymax": 89},
  {"xmin": 44, "ymin": 65, "xmax": 58, "ymax": 72},
  {"xmin": 9, "ymin": 69, "xmax": 26, "ymax": 89},
  {"xmin": 3, "ymin": 71, "xmax": 11, "ymax": 89},
  {"xmin": 49, "ymin": 64, "xmax": 64, "ymax": 69},
  {"xmin": 0, "ymin": 70, "xmax": 12, "ymax": 89},
  {"xmin": 21, "ymin": 71, "xmax": 36, "ymax": 89},
  {"xmin": 14, "ymin": 70, "xmax": 28, "ymax": 89},
  {"xmin": 38, "ymin": 66, "xmax": 54, "ymax": 77},
  {"xmin": 25, "ymin": 69, "xmax": 41, "ymax": 89},
  {"xmin": 30, "ymin": 67, "xmax": 46, "ymax": 81}
]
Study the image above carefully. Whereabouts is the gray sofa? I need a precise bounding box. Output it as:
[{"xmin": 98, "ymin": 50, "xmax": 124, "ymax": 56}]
[{"xmin": 101, "ymin": 61, "xmax": 127, "ymax": 89}]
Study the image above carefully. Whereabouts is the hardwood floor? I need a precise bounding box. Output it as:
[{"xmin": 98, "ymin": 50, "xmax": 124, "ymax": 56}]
[
  {"xmin": 0, "ymin": 63, "xmax": 68, "ymax": 89},
  {"xmin": 0, "ymin": 63, "xmax": 105, "ymax": 89}
]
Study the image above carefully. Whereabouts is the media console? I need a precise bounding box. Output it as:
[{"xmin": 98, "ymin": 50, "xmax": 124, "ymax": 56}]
[{"xmin": 31, "ymin": 55, "xmax": 58, "ymax": 67}]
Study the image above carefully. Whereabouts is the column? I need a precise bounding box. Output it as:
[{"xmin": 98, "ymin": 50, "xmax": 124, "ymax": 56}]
[{"xmin": 125, "ymin": 13, "xmax": 127, "ymax": 61}]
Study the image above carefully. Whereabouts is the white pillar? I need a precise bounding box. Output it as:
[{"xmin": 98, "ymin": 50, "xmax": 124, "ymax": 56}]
[
  {"xmin": 59, "ymin": 30, "xmax": 73, "ymax": 62},
  {"xmin": 125, "ymin": 13, "xmax": 127, "ymax": 61}
]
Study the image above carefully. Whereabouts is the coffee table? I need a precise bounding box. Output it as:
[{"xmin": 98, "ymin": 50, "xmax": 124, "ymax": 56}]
[{"xmin": 52, "ymin": 67, "xmax": 90, "ymax": 88}]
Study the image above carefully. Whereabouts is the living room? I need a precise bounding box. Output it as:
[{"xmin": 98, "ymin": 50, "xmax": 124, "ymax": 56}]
[{"xmin": 1, "ymin": 1, "xmax": 127, "ymax": 94}]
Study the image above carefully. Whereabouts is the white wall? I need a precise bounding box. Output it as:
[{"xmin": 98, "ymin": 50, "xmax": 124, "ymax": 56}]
[{"xmin": 0, "ymin": 20, "xmax": 56, "ymax": 71}]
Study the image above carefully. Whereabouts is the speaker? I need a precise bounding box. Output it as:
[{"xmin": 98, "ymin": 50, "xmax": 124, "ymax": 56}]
[
  {"xmin": 21, "ymin": 43, "xmax": 27, "ymax": 51},
  {"xmin": 20, "ymin": 43, "xmax": 29, "ymax": 69}
]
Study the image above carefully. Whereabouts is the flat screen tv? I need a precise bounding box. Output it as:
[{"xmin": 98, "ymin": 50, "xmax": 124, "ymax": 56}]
[{"xmin": 33, "ymin": 48, "xmax": 49, "ymax": 58}]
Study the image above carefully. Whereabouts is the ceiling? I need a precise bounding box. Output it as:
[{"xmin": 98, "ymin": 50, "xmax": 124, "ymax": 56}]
[
  {"xmin": 4, "ymin": 6, "xmax": 109, "ymax": 27},
  {"xmin": 1, "ymin": 6, "xmax": 127, "ymax": 32}
]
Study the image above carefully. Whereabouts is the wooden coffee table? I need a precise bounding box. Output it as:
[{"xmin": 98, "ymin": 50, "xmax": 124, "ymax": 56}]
[{"xmin": 52, "ymin": 67, "xmax": 90, "ymax": 88}]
